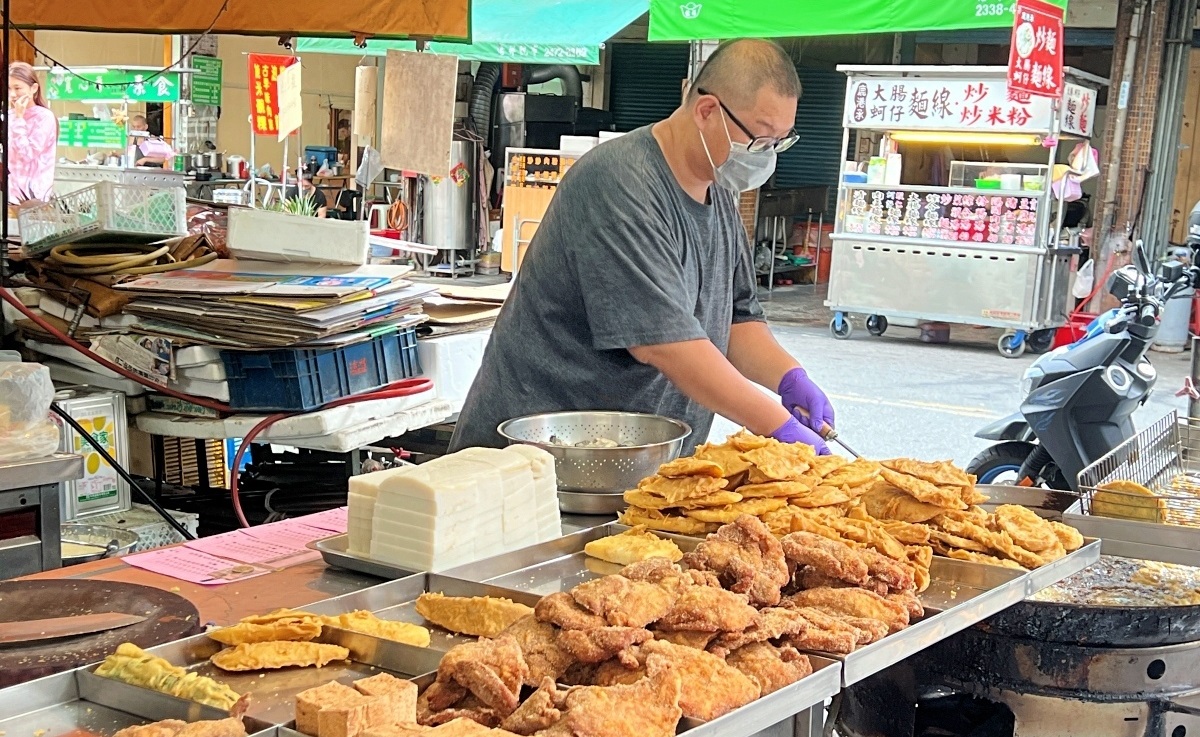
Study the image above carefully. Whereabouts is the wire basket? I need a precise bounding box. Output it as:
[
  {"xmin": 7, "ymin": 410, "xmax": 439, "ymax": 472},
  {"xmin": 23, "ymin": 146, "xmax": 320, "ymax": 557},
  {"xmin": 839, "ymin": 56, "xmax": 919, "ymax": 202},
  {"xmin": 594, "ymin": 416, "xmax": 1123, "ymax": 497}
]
[
  {"xmin": 1078, "ymin": 411, "xmax": 1200, "ymax": 526},
  {"xmin": 18, "ymin": 181, "xmax": 187, "ymax": 256}
]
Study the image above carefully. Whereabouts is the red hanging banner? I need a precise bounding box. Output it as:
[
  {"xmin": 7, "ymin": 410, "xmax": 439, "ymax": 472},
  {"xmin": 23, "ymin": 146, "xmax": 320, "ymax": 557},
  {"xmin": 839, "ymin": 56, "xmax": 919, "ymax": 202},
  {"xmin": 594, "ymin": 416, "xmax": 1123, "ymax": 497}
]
[
  {"xmin": 248, "ymin": 54, "xmax": 298, "ymax": 137},
  {"xmin": 1007, "ymin": 0, "xmax": 1065, "ymax": 99}
]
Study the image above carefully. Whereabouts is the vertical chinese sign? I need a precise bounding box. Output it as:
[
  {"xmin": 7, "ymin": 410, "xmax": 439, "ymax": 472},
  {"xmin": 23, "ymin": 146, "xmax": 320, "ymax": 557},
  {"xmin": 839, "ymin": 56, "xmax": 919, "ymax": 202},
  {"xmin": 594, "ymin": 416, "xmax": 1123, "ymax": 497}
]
[
  {"xmin": 248, "ymin": 54, "xmax": 298, "ymax": 136},
  {"xmin": 1007, "ymin": 0, "xmax": 1065, "ymax": 99}
]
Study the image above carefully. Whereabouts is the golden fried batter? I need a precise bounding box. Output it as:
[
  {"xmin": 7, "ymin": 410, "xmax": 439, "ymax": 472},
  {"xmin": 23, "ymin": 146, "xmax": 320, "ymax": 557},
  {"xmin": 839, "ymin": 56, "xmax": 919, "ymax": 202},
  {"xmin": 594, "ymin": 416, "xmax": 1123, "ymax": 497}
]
[
  {"xmin": 321, "ymin": 611, "xmax": 431, "ymax": 647},
  {"xmin": 1049, "ymin": 521, "xmax": 1085, "ymax": 552},
  {"xmin": 736, "ymin": 481, "xmax": 810, "ymax": 499},
  {"xmin": 208, "ymin": 620, "xmax": 320, "ymax": 646},
  {"xmin": 727, "ymin": 430, "xmax": 775, "ymax": 452},
  {"xmin": 823, "ymin": 458, "xmax": 882, "ymax": 489},
  {"xmin": 882, "ymin": 459, "xmax": 973, "ymax": 487},
  {"xmin": 992, "ymin": 505, "xmax": 1059, "ymax": 552},
  {"xmin": 945, "ymin": 548, "xmax": 1027, "ymax": 570},
  {"xmin": 673, "ymin": 491, "xmax": 745, "ymax": 509},
  {"xmin": 879, "ymin": 468, "xmax": 967, "ymax": 510},
  {"xmin": 618, "ymin": 507, "xmax": 717, "ymax": 536},
  {"xmin": 210, "ymin": 641, "xmax": 349, "ymax": 671},
  {"xmin": 862, "ymin": 483, "xmax": 945, "ymax": 523},
  {"xmin": 786, "ymin": 486, "xmax": 854, "ymax": 508},
  {"xmin": 877, "ymin": 519, "xmax": 932, "ymax": 545},
  {"xmin": 785, "ymin": 587, "xmax": 910, "ymax": 633},
  {"xmin": 415, "ymin": 593, "xmax": 533, "ymax": 639},
  {"xmin": 1092, "ymin": 480, "xmax": 1167, "ymax": 523},
  {"xmin": 684, "ymin": 497, "xmax": 787, "ymax": 523},
  {"xmin": 657, "ymin": 457, "xmax": 724, "ymax": 479},
  {"xmin": 635, "ymin": 474, "xmax": 729, "ymax": 504},
  {"xmin": 692, "ymin": 444, "xmax": 754, "ymax": 478},
  {"xmin": 739, "ymin": 444, "xmax": 814, "ymax": 482},
  {"xmin": 827, "ymin": 517, "xmax": 907, "ymax": 560},
  {"xmin": 584, "ymin": 526, "xmax": 683, "ymax": 566}
]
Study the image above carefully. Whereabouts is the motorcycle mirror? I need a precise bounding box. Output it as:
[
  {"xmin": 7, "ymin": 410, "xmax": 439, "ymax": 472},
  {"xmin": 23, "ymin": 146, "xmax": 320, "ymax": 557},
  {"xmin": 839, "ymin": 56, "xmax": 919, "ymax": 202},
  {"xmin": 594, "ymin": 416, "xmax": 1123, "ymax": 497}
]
[
  {"xmin": 1135, "ymin": 240, "xmax": 1151, "ymax": 274},
  {"xmin": 1160, "ymin": 260, "xmax": 1186, "ymax": 284},
  {"xmin": 1107, "ymin": 264, "xmax": 1143, "ymax": 302}
]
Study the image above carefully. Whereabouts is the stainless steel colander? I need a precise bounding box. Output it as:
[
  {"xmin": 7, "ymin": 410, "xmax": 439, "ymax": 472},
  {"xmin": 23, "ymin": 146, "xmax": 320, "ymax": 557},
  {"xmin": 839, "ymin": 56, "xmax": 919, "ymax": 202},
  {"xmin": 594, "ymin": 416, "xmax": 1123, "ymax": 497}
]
[{"xmin": 497, "ymin": 411, "xmax": 691, "ymax": 511}]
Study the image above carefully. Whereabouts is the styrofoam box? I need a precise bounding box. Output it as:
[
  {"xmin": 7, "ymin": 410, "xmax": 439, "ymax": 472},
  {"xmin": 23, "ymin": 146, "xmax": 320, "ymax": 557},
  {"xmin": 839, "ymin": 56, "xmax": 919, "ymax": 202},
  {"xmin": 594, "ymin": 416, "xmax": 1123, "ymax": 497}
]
[
  {"xmin": 417, "ymin": 331, "xmax": 487, "ymax": 410},
  {"xmin": 227, "ymin": 207, "xmax": 369, "ymax": 266},
  {"xmin": 560, "ymin": 135, "xmax": 599, "ymax": 154}
]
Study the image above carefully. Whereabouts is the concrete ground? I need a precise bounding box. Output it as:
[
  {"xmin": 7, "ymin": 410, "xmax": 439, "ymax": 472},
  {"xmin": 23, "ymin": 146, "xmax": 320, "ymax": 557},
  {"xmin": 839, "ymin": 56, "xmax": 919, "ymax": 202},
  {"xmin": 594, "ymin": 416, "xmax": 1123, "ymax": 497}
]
[{"xmin": 708, "ymin": 284, "xmax": 1196, "ymax": 467}]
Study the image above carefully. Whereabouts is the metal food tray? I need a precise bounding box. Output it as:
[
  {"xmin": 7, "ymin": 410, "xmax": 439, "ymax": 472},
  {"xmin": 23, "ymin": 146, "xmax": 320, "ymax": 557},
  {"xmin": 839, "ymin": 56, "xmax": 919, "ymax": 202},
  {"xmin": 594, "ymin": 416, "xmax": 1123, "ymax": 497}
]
[
  {"xmin": 0, "ymin": 665, "xmax": 274, "ymax": 737},
  {"xmin": 440, "ymin": 522, "xmax": 1099, "ymax": 686},
  {"xmin": 310, "ymin": 534, "xmax": 421, "ymax": 580},
  {"xmin": 1063, "ymin": 512, "xmax": 1200, "ymax": 567}
]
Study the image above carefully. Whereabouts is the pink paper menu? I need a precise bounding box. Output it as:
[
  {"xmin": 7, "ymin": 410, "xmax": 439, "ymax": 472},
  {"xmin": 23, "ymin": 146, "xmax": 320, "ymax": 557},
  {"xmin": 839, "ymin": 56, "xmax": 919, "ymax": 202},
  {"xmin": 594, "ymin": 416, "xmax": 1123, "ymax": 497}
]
[
  {"xmin": 243, "ymin": 518, "xmax": 336, "ymax": 550},
  {"xmin": 301, "ymin": 507, "xmax": 348, "ymax": 533},
  {"xmin": 124, "ymin": 546, "xmax": 272, "ymax": 585},
  {"xmin": 186, "ymin": 530, "xmax": 318, "ymax": 567}
]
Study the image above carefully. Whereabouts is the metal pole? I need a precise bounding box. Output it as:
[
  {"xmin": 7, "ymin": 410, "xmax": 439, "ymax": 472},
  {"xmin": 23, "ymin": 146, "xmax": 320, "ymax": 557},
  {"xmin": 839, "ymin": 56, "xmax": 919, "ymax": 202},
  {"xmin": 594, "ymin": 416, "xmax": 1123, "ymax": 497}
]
[
  {"xmin": 1190, "ymin": 336, "xmax": 1200, "ymax": 419},
  {"xmin": 2, "ymin": 0, "xmax": 11, "ymax": 311}
]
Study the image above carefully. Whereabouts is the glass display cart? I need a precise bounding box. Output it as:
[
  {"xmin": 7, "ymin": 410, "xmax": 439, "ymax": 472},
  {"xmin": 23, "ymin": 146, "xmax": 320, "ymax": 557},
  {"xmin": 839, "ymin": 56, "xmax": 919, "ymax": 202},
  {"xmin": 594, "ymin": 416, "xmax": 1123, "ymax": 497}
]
[{"xmin": 825, "ymin": 65, "xmax": 1106, "ymax": 357}]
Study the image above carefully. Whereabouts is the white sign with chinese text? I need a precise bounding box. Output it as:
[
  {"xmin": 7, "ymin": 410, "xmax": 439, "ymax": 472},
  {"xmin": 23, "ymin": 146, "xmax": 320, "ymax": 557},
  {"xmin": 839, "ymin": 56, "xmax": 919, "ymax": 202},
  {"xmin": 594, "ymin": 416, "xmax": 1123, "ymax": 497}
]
[
  {"xmin": 844, "ymin": 76, "xmax": 1055, "ymax": 134},
  {"xmin": 1060, "ymin": 83, "xmax": 1097, "ymax": 138},
  {"xmin": 276, "ymin": 63, "xmax": 303, "ymax": 142}
]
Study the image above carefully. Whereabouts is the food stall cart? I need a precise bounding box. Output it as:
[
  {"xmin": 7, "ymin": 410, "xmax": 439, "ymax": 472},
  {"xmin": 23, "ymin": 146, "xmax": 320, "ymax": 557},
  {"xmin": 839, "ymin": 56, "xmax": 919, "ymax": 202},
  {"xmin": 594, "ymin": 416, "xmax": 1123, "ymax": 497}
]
[{"xmin": 825, "ymin": 65, "xmax": 1106, "ymax": 357}]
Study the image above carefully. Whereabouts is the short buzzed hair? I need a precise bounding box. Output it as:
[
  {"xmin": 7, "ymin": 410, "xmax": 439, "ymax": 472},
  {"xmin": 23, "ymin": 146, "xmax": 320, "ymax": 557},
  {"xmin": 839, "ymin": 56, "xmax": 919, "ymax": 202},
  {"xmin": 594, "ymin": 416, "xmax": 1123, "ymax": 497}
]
[{"xmin": 689, "ymin": 39, "xmax": 801, "ymax": 108}]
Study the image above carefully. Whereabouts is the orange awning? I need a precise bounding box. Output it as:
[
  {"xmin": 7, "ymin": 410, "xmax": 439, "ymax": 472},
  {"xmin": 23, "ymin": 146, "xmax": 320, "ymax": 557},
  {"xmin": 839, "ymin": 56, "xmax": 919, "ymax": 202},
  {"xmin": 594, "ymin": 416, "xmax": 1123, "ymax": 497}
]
[{"xmin": 8, "ymin": 0, "xmax": 471, "ymax": 41}]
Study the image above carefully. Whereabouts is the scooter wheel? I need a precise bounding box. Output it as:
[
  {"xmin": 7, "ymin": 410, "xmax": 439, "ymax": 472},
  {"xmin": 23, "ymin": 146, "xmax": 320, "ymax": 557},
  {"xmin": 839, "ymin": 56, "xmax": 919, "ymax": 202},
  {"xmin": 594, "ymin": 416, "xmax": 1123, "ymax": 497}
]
[
  {"xmin": 866, "ymin": 314, "xmax": 888, "ymax": 337},
  {"xmin": 998, "ymin": 332, "xmax": 1026, "ymax": 358},
  {"xmin": 1026, "ymin": 328, "xmax": 1055, "ymax": 354},
  {"xmin": 830, "ymin": 316, "xmax": 853, "ymax": 340}
]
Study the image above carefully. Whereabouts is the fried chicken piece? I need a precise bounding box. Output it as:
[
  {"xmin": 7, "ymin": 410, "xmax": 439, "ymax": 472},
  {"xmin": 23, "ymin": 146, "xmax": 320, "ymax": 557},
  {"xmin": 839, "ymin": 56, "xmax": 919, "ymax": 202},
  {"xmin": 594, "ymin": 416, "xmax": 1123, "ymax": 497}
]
[
  {"xmin": 210, "ymin": 641, "xmax": 348, "ymax": 671},
  {"xmin": 725, "ymin": 642, "xmax": 813, "ymax": 696},
  {"xmin": 557, "ymin": 626, "xmax": 652, "ymax": 665},
  {"xmin": 559, "ymin": 662, "xmax": 599, "ymax": 687},
  {"xmin": 796, "ymin": 568, "xmax": 889, "ymax": 597},
  {"xmin": 208, "ymin": 620, "xmax": 321, "ymax": 646},
  {"xmin": 777, "ymin": 607, "xmax": 860, "ymax": 654},
  {"xmin": 415, "ymin": 593, "xmax": 532, "ymax": 639},
  {"xmin": 535, "ymin": 592, "xmax": 608, "ymax": 630},
  {"xmin": 430, "ymin": 637, "xmax": 528, "ymax": 716},
  {"xmin": 710, "ymin": 607, "xmax": 813, "ymax": 656},
  {"xmin": 860, "ymin": 548, "xmax": 916, "ymax": 592},
  {"xmin": 114, "ymin": 721, "xmax": 187, "ymax": 737},
  {"xmin": 642, "ymin": 641, "xmax": 760, "ymax": 721},
  {"xmin": 780, "ymin": 531, "xmax": 869, "ymax": 585},
  {"xmin": 655, "ymin": 585, "xmax": 758, "ymax": 633},
  {"xmin": 549, "ymin": 666, "xmax": 684, "ymax": 737},
  {"xmin": 500, "ymin": 678, "xmax": 565, "ymax": 736},
  {"xmin": 498, "ymin": 616, "xmax": 576, "ymax": 685},
  {"xmin": 583, "ymin": 526, "xmax": 683, "ymax": 566},
  {"xmin": 682, "ymin": 515, "xmax": 790, "ymax": 607},
  {"xmin": 879, "ymin": 468, "xmax": 967, "ymax": 510},
  {"xmin": 887, "ymin": 591, "xmax": 925, "ymax": 620},
  {"xmin": 1050, "ymin": 521, "xmax": 1085, "ymax": 552},
  {"xmin": 419, "ymin": 681, "xmax": 469, "ymax": 716},
  {"xmin": 657, "ymin": 457, "xmax": 724, "ymax": 479},
  {"xmin": 992, "ymin": 505, "xmax": 1059, "ymax": 552},
  {"xmin": 841, "ymin": 617, "xmax": 889, "ymax": 645},
  {"xmin": 618, "ymin": 558, "xmax": 721, "ymax": 591},
  {"xmin": 785, "ymin": 587, "xmax": 910, "ymax": 633},
  {"xmin": 591, "ymin": 654, "xmax": 647, "ymax": 687},
  {"xmin": 569, "ymin": 575, "xmax": 676, "ymax": 628},
  {"xmin": 652, "ymin": 628, "xmax": 716, "ymax": 650},
  {"xmin": 423, "ymin": 701, "xmax": 502, "ymax": 729}
]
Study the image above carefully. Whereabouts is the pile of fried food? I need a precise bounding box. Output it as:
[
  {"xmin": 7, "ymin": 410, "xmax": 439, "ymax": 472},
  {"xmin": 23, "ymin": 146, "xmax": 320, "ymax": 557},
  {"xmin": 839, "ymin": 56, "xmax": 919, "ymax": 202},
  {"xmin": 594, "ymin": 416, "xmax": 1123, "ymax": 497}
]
[
  {"xmin": 97, "ymin": 643, "xmax": 248, "ymax": 713},
  {"xmin": 114, "ymin": 717, "xmax": 247, "ymax": 737},
  {"xmin": 619, "ymin": 431, "xmax": 1084, "ymax": 572},
  {"xmin": 296, "ymin": 672, "xmax": 422, "ymax": 737},
  {"xmin": 414, "ymin": 514, "xmax": 920, "ymax": 736},
  {"xmin": 205, "ymin": 609, "xmax": 432, "ymax": 672}
]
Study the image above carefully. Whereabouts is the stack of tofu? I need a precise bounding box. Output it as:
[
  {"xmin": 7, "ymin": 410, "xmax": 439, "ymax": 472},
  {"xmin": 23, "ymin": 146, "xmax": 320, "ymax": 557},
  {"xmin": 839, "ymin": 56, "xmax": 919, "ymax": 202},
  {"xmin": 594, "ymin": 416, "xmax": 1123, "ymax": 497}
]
[
  {"xmin": 296, "ymin": 673, "xmax": 417, "ymax": 737},
  {"xmin": 348, "ymin": 444, "xmax": 561, "ymax": 571}
]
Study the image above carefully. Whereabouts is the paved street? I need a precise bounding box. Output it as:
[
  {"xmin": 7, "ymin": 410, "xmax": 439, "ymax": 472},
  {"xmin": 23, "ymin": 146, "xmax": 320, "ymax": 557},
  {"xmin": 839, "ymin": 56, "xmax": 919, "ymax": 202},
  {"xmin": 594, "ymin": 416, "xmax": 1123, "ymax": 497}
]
[{"xmin": 709, "ymin": 319, "xmax": 1196, "ymax": 467}]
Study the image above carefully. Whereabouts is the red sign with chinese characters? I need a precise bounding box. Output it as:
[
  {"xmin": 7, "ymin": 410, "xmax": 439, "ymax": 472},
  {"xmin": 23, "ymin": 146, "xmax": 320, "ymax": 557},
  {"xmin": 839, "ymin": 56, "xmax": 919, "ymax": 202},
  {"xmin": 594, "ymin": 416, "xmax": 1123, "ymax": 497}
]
[
  {"xmin": 1007, "ymin": 0, "xmax": 1064, "ymax": 99},
  {"xmin": 248, "ymin": 54, "xmax": 298, "ymax": 136}
]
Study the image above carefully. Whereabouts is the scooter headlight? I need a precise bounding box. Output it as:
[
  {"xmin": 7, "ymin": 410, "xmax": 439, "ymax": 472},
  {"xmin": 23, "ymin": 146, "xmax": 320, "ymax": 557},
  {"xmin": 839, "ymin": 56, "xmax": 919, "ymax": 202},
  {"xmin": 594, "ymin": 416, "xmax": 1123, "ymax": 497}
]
[{"xmin": 1020, "ymin": 365, "xmax": 1043, "ymax": 396}]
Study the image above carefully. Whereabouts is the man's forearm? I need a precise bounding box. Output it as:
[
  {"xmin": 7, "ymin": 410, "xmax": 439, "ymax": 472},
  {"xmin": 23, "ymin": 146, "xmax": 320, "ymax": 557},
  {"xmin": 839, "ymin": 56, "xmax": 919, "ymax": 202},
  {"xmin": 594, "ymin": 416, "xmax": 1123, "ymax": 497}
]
[
  {"xmin": 629, "ymin": 339, "xmax": 791, "ymax": 435},
  {"xmin": 727, "ymin": 321, "xmax": 801, "ymax": 391}
]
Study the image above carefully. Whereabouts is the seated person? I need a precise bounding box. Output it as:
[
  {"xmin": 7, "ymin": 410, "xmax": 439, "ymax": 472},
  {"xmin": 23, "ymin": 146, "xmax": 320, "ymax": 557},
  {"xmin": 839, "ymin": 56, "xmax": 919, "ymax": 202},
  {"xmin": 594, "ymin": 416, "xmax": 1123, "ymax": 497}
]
[
  {"xmin": 282, "ymin": 172, "xmax": 328, "ymax": 218},
  {"xmin": 129, "ymin": 115, "xmax": 175, "ymax": 167}
]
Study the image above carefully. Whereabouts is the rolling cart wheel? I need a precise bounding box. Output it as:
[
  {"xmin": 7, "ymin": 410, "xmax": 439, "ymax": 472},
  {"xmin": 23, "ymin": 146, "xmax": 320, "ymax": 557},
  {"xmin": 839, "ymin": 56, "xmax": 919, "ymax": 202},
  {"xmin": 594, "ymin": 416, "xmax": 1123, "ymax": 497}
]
[
  {"xmin": 998, "ymin": 332, "xmax": 1027, "ymax": 358},
  {"xmin": 866, "ymin": 315, "xmax": 888, "ymax": 337},
  {"xmin": 1027, "ymin": 329, "xmax": 1055, "ymax": 354},
  {"xmin": 830, "ymin": 315, "xmax": 854, "ymax": 340}
]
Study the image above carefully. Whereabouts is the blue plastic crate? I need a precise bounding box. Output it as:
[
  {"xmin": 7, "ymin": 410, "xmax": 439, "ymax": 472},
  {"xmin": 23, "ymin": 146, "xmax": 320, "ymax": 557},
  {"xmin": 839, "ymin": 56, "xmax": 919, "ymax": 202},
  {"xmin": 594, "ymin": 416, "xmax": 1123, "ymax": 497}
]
[{"xmin": 220, "ymin": 328, "xmax": 422, "ymax": 412}]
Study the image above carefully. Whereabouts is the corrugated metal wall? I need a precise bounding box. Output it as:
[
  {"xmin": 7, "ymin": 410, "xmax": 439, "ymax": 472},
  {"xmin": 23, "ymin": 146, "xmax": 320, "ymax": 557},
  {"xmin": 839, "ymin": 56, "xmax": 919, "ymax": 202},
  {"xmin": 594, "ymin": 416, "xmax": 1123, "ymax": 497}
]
[
  {"xmin": 773, "ymin": 67, "xmax": 847, "ymax": 213},
  {"xmin": 609, "ymin": 42, "xmax": 691, "ymax": 132}
]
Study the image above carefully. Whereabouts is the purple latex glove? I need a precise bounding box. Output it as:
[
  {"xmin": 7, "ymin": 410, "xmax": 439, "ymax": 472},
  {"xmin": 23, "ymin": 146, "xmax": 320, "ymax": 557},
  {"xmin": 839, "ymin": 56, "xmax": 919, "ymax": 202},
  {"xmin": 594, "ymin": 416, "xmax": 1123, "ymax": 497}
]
[
  {"xmin": 771, "ymin": 417, "xmax": 831, "ymax": 455},
  {"xmin": 779, "ymin": 367, "xmax": 834, "ymax": 434}
]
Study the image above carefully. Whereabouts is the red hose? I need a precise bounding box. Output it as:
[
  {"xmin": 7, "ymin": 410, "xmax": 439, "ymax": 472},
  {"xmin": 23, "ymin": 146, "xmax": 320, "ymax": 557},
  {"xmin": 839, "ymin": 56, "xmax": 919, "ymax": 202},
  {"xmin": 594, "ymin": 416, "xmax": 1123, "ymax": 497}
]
[{"xmin": 227, "ymin": 377, "xmax": 432, "ymax": 527}]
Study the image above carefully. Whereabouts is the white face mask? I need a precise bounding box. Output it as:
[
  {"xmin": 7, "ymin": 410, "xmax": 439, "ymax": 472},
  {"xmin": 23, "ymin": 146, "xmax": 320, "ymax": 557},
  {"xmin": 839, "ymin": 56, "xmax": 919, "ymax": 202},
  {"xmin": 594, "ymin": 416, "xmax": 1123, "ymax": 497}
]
[{"xmin": 699, "ymin": 107, "xmax": 777, "ymax": 192}]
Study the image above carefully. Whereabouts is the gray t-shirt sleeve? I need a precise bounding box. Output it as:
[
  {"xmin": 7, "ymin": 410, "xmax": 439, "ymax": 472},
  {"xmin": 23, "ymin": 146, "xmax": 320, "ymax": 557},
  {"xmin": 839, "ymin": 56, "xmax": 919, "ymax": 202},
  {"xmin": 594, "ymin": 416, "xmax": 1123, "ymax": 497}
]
[
  {"xmin": 732, "ymin": 227, "xmax": 766, "ymax": 324},
  {"xmin": 564, "ymin": 177, "xmax": 709, "ymax": 352}
]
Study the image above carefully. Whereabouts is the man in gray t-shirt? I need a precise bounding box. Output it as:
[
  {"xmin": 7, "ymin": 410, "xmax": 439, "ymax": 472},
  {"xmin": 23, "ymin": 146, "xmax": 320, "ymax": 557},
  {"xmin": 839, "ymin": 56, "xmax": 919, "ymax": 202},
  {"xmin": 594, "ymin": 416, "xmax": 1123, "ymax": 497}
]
[{"xmin": 451, "ymin": 39, "xmax": 836, "ymax": 456}]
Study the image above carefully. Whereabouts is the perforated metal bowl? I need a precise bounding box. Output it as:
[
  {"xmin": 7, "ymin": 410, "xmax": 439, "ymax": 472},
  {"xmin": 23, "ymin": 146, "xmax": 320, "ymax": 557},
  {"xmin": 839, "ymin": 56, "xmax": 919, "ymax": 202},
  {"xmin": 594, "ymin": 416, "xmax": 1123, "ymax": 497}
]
[{"xmin": 497, "ymin": 411, "xmax": 691, "ymax": 513}]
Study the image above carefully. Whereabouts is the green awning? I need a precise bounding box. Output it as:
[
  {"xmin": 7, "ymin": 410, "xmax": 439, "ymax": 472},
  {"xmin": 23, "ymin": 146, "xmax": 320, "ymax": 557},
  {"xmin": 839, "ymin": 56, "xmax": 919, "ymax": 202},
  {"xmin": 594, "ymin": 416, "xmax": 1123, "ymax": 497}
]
[
  {"xmin": 648, "ymin": 0, "xmax": 1068, "ymax": 41},
  {"xmin": 297, "ymin": 0, "xmax": 647, "ymax": 65}
]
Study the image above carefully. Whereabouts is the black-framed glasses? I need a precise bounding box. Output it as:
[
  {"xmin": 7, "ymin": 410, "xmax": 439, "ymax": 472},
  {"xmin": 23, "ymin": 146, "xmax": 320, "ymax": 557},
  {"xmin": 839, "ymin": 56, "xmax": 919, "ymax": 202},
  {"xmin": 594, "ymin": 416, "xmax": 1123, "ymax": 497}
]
[{"xmin": 696, "ymin": 86, "xmax": 799, "ymax": 153}]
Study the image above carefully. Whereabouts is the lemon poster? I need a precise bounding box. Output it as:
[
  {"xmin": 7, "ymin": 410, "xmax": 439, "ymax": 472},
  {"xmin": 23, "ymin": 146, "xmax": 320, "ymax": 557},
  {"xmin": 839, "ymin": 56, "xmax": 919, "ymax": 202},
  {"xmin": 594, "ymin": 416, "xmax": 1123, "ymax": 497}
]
[{"xmin": 58, "ymin": 394, "xmax": 129, "ymax": 519}]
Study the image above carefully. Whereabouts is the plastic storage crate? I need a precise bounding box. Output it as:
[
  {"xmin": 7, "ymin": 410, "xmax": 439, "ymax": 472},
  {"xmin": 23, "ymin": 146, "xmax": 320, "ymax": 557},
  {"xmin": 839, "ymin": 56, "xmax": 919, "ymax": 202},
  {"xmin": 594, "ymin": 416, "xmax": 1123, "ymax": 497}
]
[
  {"xmin": 18, "ymin": 181, "xmax": 187, "ymax": 256},
  {"xmin": 220, "ymin": 328, "xmax": 422, "ymax": 411}
]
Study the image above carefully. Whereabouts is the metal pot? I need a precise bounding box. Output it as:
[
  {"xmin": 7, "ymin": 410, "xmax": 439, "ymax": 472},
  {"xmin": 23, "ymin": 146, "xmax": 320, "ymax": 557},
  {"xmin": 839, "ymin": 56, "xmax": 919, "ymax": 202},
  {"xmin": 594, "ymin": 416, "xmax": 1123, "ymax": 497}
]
[
  {"xmin": 188, "ymin": 152, "xmax": 208, "ymax": 170},
  {"xmin": 60, "ymin": 523, "xmax": 140, "ymax": 566},
  {"xmin": 204, "ymin": 151, "xmax": 223, "ymax": 171}
]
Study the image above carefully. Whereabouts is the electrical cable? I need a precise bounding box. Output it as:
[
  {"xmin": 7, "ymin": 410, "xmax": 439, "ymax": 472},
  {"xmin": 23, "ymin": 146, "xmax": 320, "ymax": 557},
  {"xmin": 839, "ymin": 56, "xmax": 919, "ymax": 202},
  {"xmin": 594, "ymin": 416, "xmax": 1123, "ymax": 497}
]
[
  {"xmin": 50, "ymin": 403, "xmax": 197, "ymax": 541},
  {"xmin": 227, "ymin": 377, "xmax": 432, "ymax": 528}
]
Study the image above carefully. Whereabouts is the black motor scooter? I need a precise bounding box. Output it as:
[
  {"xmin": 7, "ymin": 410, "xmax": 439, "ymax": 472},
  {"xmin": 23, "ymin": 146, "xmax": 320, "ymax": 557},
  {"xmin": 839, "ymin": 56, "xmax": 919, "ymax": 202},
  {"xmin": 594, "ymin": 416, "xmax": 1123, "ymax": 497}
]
[{"xmin": 967, "ymin": 244, "xmax": 1195, "ymax": 489}]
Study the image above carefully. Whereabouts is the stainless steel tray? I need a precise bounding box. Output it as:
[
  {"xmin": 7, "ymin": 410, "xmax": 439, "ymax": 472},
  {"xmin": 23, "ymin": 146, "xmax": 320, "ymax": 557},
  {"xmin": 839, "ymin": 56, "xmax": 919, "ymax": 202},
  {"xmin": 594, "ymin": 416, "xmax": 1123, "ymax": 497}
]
[
  {"xmin": 441, "ymin": 522, "xmax": 1099, "ymax": 686},
  {"xmin": 310, "ymin": 534, "xmax": 420, "ymax": 580},
  {"xmin": 1063, "ymin": 512, "xmax": 1200, "ymax": 567},
  {"xmin": 0, "ymin": 666, "xmax": 274, "ymax": 737}
]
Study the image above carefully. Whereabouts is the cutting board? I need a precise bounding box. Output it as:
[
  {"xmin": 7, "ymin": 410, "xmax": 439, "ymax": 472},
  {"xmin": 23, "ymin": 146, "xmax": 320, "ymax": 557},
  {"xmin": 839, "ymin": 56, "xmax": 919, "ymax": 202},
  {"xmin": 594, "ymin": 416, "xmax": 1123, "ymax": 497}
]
[
  {"xmin": 380, "ymin": 50, "xmax": 458, "ymax": 177},
  {"xmin": 0, "ymin": 580, "xmax": 201, "ymax": 686}
]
